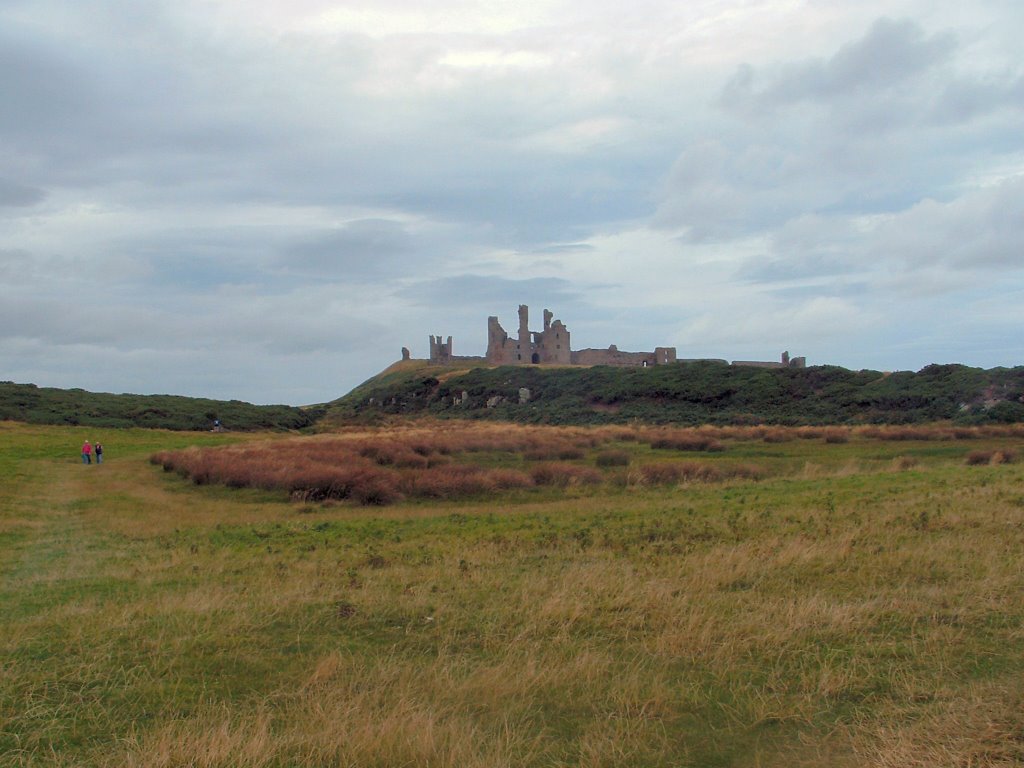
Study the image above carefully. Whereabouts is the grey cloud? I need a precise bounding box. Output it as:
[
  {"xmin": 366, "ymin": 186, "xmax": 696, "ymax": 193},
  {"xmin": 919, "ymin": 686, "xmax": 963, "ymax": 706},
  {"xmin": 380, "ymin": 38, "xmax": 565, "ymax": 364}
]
[
  {"xmin": 655, "ymin": 139, "xmax": 820, "ymax": 240},
  {"xmin": 0, "ymin": 178, "xmax": 46, "ymax": 206},
  {"xmin": 0, "ymin": 31, "xmax": 93, "ymax": 142},
  {"xmin": 737, "ymin": 254, "xmax": 860, "ymax": 284},
  {"xmin": 0, "ymin": 249, "xmax": 32, "ymax": 281},
  {"xmin": 738, "ymin": 215, "xmax": 865, "ymax": 283},
  {"xmin": 0, "ymin": 293, "xmax": 174, "ymax": 350},
  {"xmin": 735, "ymin": 175, "xmax": 1024, "ymax": 306},
  {"xmin": 399, "ymin": 274, "xmax": 579, "ymax": 309},
  {"xmin": 660, "ymin": 16, "xmax": 1024, "ymax": 241},
  {"xmin": 1, "ymin": 2, "xmax": 663, "ymax": 255},
  {"xmin": 761, "ymin": 282, "xmax": 871, "ymax": 302},
  {"xmin": 720, "ymin": 16, "xmax": 1021, "ymax": 137},
  {"xmin": 281, "ymin": 219, "xmax": 417, "ymax": 279},
  {"xmin": 0, "ymin": 281, "xmax": 385, "ymax": 360},
  {"xmin": 529, "ymin": 243, "xmax": 595, "ymax": 255},
  {"xmin": 872, "ymin": 175, "xmax": 1024, "ymax": 271},
  {"xmin": 722, "ymin": 18, "xmax": 956, "ymax": 111},
  {"xmin": 930, "ymin": 74, "xmax": 1024, "ymax": 124}
]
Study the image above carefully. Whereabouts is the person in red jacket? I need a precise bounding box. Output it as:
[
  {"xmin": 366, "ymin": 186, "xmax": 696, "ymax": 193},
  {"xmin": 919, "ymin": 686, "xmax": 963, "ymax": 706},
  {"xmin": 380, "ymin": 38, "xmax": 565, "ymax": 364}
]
[{"xmin": 81, "ymin": 440, "xmax": 92, "ymax": 464}]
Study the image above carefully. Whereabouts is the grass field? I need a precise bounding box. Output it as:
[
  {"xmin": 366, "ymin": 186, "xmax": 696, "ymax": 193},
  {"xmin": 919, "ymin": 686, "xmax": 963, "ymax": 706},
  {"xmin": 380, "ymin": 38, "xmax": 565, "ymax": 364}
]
[{"xmin": 3, "ymin": 420, "xmax": 1024, "ymax": 766}]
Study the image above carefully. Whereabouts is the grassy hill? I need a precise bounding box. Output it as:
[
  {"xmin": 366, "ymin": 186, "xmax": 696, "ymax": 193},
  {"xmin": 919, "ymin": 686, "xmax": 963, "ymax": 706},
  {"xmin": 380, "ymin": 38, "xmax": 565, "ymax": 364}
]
[
  {"xmin": 6, "ymin": 360, "xmax": 1024, "ymax": 432},
  {"xmin": 0, "ymin": 381, "xmax": 323, "ymax": 431},
  {"xmin": 326, "ymin": 361, "xmax": 1024, "ymax": 426}
]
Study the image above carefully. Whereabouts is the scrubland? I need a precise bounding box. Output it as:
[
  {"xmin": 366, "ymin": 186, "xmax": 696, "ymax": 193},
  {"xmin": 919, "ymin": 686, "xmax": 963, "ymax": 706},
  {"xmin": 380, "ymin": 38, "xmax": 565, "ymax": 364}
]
[{"xmin": 3, "ymin": 420, "xmax": 1024, "ymax": 766}]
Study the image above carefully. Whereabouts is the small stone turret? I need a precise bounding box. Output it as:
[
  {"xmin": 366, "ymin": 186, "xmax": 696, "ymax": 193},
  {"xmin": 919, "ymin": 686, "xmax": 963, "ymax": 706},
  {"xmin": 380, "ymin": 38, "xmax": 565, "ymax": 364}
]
[{"xmin": 429, "ymin": 335, "xmax": 453, "ymax": 364}]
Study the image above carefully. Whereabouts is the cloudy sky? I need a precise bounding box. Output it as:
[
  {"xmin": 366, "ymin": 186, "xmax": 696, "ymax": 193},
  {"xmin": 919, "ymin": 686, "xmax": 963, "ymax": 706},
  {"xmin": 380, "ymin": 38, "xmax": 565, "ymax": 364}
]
[{"xmin": 2, "ymin": 0, "xmax": 1022, "ymax": 404}]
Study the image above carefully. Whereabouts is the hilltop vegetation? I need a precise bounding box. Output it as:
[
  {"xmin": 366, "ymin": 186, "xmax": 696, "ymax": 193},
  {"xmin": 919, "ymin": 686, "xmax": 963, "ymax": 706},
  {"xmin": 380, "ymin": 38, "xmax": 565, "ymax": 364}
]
[
  {"xmin": 0, "ymin": 381, "xmax": 322, "ymax": 432},
  {"xmin": 5, "ymin": 360, "xmax": 1024, "ymax": 434},
  {"xmin": 327, "ymin": 361, "xmax": 1024, "ymax": 426}
]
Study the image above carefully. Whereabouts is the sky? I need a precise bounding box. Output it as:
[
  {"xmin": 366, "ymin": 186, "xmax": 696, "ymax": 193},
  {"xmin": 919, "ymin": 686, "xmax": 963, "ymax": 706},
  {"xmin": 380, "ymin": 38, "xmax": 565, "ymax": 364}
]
[{"xmin": 1, "ymin": 0, "xmax": 1022, "ymax": 405}]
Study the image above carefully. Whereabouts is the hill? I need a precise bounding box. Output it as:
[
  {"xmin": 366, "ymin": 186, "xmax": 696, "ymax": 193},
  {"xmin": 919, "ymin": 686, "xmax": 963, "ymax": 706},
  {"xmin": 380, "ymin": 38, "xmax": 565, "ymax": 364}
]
[
  {"xmin": 0, "ymin": 381, "xmax": 323, "ymax": 431},
  {"xmin": 326, "ymin": 361, "xmax": 1024, "ymax": 426},
  {"xmin": 7, "ymin": 361, "xmax": 1024, "ymax": 431}
]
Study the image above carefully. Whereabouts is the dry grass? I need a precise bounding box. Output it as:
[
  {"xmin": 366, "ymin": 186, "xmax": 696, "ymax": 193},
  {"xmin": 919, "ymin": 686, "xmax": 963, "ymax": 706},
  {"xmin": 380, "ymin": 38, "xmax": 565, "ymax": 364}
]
[
  {"xmin": 965, "ymin": 449, "xmax": 1017, "ymax": 465},
  {"xmin": 5, "ymin": 422, "xmax": 1024, "ymax": 766}
]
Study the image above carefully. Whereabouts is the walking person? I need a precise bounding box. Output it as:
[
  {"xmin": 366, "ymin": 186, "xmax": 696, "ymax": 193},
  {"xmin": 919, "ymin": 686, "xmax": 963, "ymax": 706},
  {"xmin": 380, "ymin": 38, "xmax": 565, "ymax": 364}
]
[
  {"xmin": 94, "ymin": 442, "xmax": 103, "ymax": 464},
  {"xmin": 81, "ymin": 440, "xmax": 92, "ymax": 464}
]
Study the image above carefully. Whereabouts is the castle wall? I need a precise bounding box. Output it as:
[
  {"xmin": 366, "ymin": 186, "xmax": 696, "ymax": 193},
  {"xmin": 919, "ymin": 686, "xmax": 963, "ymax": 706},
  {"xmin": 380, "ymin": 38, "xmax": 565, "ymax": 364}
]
[
  {"xmin": 732, "ymin": 352, "xmax": 806, "ymax": 369},
  {"xmin": 534, "ymin": 319, "xmax": 571, "ymax": 364},
  {"xmin": 487, "ymin": 316, "xmax": 519, "ymax": 364},
  {"xmin": 572, "ymin": 347, "xmax": 655, "ymax": 367},
  {"xmin": 654, "ymin": 347, "xmax": 677, "ymax": 364}
]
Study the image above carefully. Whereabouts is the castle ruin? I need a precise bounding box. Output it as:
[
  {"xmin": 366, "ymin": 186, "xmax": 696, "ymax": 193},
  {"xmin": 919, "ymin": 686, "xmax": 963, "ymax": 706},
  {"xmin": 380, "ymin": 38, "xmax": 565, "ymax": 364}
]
[{"xmin": 423, "ymin": 304, "xmax": 805, "ymax": 370}]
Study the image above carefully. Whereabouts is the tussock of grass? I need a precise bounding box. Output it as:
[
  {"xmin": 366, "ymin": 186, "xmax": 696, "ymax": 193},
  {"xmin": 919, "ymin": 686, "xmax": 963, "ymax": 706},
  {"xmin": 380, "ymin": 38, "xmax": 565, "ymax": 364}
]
[
  {"xmin": 529, "ymin": 462, "xmax": 602, "ymax": 487},
  {"xmin": 594, "ymin": 450, "xmax": 630, "ymax": 467},
  {"xmin": 645, "ymin": 428, "xmax": 725, "ymax": 452},
  {"xmin": 965, "ymin": 449, "xmax": 1017, "ymax": 465}
]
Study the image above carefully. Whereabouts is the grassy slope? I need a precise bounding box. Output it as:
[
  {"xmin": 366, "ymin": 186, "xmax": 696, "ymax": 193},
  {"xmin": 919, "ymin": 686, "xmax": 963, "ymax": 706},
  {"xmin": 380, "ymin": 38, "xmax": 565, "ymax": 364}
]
[
  {"xmin": 3, "ymin": 422, "xmax": 1024, "ymax": 766},
  {"xmin": 326, "ymin": 361, "xmax": 1024, "ymax": 426}
]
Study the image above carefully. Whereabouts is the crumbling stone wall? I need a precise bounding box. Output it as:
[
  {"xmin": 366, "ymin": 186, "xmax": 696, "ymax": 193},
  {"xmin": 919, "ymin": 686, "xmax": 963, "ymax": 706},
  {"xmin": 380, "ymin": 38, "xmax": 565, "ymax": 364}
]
[
  {"xmin": 486, "ymin": 305, "xmax": 571, "ymax": 365},
  {"xmin": 429, "ymin": 334, "xmax": 485, "ymax": 365},
  {"xmin": 571, "ymin": 346, "xmax": 664, "ymax": 367},
  {"xmin": 731, "ymin": 351, "xmax": 807, "ymax": 369},
  {"xmin": 429, "ymin": 335, "xmax": 453, "ymax": 364}
]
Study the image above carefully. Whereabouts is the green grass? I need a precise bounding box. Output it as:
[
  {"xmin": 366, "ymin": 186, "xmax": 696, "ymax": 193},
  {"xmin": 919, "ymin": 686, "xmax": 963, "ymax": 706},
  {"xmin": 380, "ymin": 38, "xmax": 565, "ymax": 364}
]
[{"xmin": 3, "ymin": 421, "xmax": 1024, "ymax": 766}]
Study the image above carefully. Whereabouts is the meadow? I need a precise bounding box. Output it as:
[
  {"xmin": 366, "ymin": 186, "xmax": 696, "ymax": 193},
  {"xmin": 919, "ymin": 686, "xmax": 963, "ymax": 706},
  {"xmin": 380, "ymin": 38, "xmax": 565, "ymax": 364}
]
[{"xmin": 3, "ymin": 420, "xmax": 1024, "ymax": 766}]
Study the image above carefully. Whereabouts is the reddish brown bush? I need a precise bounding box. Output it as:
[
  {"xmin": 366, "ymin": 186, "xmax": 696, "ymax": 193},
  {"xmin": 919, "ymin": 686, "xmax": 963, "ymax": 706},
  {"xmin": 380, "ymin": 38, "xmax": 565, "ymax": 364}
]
[
  {"xmin": 636, "ymin": 463, "xmax": 686, "ymax": 485},
  {"xmin": 761, "ymin": 428, "xmax": 793, "ymax": 444},
  {"xmin": 634, "ymin": 460, "xmax": 766, "ymax": 486},
  {"xmin": 966, "ymin": 449, "xmax": 1017, "ymax": 466},
  {"xmin": 287, "ymin": 464, "xmax": 398, "ymax": 502},
  {"xmin": 402, "ymin": 465, "xmax": 534, "ymax": 499},
  {"xmin": 822, "ymin": 429, "xmax": 850, "ymax": 444},
  {"xmin": 524, "ymin": 444, "xmax": 586, "ymax": 461},
  {"xmin": 529, "ymin": 463, "xmax": 603, "ymax": 487},
  {"xmin": 890, "ymin": 455, "xmax": 919, "ymax": 471},
  {"xmin": 855, "ymin": 425, "xmax": 955, "ymax": 441},
  {"xmin": 595, "ymin": 450, "xmax": 630, "ymax": 467},
  {"xmin": 647, "ymin": 430, "xmax": 725, "ymax": 452}
]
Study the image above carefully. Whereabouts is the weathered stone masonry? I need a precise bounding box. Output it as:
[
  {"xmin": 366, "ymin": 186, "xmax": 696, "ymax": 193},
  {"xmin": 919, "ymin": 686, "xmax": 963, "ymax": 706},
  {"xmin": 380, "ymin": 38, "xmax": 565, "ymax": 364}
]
[{"xmin": 423, "ymin": 305, "xmax": 805, "ymax": 369}]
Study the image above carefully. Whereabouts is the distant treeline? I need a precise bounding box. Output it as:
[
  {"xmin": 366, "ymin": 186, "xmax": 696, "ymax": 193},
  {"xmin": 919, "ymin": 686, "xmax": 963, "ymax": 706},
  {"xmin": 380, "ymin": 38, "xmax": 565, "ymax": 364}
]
[
  {"xmin": 0, "ymin": 382, "xmax": 324, "ymax": 431},
  {"xmin": 327, "ymin": 362, "xmax": 1024, "ymax": 426}
]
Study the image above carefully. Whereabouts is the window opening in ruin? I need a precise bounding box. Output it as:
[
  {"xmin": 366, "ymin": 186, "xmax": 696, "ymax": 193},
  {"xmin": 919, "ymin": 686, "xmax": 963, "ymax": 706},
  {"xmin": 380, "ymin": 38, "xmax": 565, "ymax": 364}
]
[{"xmin": 532, "ymin": 353, "xmax": 540, "ymax": 364}]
